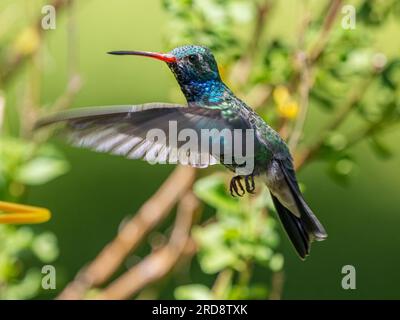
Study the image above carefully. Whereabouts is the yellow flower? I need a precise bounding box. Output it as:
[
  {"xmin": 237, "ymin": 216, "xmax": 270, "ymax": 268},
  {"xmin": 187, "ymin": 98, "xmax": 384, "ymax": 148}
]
[
  {"xmin": 13, "ymin": 27, "xmax": 40, "ymax": 56},
  {"xmin": 0, "ymin": 201, "xmax": 51, "ymax": 224},
  {"xmin": 273, "ymin": 85, "xmax": 299, "ymax": 119},
  {"xmin": 277, "ymin": 100, "xmax": 299, "ymax": 119},
  {"xmin": 273, "ymin": 85, "xmax": 290, "ymax": 106}
]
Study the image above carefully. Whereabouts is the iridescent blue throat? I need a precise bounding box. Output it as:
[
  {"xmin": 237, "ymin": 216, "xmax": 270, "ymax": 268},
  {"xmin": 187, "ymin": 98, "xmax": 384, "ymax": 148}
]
[{"xmin": 182, "ymin": 80, "xmax": 231, "ymax": 105}]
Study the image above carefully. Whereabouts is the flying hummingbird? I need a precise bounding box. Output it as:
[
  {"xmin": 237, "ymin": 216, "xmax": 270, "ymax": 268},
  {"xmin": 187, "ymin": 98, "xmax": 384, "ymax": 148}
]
[{"xmin": 36, "ymin": 45, "xmax": 327, "ymax": 259}]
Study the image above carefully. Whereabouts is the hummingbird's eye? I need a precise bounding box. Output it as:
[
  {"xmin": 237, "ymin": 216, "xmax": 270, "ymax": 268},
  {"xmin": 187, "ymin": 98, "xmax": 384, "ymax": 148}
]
[{"xmin": 187, "ymin": 54, "xmax": 199, "ymax": 63}]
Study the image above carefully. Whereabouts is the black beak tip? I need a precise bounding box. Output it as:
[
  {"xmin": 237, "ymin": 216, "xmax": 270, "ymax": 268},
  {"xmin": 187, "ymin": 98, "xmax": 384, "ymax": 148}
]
[{"xmin": 107, "ymin": 51, "xmax": 132, "ymax": 55}]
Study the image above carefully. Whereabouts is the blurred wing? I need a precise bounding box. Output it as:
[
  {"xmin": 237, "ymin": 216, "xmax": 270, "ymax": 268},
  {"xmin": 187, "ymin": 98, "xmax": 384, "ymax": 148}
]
[{"xmin": 36, "ymin": 103, "xmax": 248, "ymax": 168}]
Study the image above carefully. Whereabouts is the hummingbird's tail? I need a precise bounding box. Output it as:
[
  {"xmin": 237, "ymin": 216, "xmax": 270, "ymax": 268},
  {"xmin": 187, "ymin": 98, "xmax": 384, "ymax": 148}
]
[{"xmin": 268, "ymin": 159, "xmax": 327, "ymax": 259}]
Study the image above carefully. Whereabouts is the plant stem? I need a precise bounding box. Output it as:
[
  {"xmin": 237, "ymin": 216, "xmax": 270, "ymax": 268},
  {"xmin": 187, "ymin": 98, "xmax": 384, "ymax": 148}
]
[
  {"xmin": 212, "ymin": 269, "xmax": 233, "ymax": 299},
  {"xmin": 289, "ymin": 52, "xmax": 311, "ymax": 151},
  {"xmin": 0, "ymin": 0, "xmax": 70, "ymax": 86},
  {"xmin": 229, "ymin": 0, "xmax": 272, "ymax": 88},
  {"xmin": 309, "ymin": 0, "xmax": 343, "ymax": 64},
  {"xmin": 58, "ymin": 166, "xmax": 196, "ymax": 300},
  {"xmin": 295, "ymin": 77, "xmax": 374, "ymax": 169}
]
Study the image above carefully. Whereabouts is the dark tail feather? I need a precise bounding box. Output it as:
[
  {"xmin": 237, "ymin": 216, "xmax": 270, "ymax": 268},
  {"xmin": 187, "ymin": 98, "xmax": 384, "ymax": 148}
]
[
  {"xmin": 270, "ymin": 160, "xmax": 327, "ymax": 259},
  {"xmin": 278, "ymin": 159, "xmax": 327, "ymax": 242},
  {"xmin": 271, "ymin": 193, "xmax": 310, "ymax": 259}
]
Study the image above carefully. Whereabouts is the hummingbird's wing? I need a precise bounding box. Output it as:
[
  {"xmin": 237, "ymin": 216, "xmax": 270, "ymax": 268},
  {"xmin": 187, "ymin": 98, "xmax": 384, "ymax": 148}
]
[{"xmin": 35, "ymin": 103, "xmax": 248, "ymax": 168}]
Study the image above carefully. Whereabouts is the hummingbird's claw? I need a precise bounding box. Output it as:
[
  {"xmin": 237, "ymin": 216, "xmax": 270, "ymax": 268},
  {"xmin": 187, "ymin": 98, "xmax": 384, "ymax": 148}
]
[
  {"xmin": 230, "ymin": 176, "xmax": 245, "ymax": 197},
  {"xmin": 245, "ymin": 175, "xmax": 255, "ymax": 194},
  {"xmin": 229, "ymin": 178, "xmax": 236, "ymax": 197}
]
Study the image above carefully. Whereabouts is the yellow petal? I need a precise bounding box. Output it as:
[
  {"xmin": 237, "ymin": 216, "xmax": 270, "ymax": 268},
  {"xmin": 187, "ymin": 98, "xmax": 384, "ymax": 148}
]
[
  {"xmin": 277, "ymin": 100, "xmax": 299, "ymax": 119},
  {"xmin": 13, "ymin": 27, "xmax": 40, "ymax": 56},
  {"xmin": 273, "ymin": 85, "xmax": 290, "ymax": 105},
  {"xmin": 0, "ymin": 201, "xmax": 51, "ymax": 224}
]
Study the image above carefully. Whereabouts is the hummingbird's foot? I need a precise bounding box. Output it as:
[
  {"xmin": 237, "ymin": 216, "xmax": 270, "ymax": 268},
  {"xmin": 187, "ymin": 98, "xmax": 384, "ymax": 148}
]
[
  {"xmin": 245, "ymin": 175, "xmax": 255, "ymax": 194},
  {"xmin": 230, "ymin": 176, "xmax": 245, "ymax": 197}
]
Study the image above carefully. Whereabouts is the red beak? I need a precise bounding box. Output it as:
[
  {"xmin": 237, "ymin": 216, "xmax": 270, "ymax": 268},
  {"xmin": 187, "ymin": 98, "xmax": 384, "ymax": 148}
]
[{"xmin": 107, "ymin": 50, "xmax": 177, "ymax": 63}]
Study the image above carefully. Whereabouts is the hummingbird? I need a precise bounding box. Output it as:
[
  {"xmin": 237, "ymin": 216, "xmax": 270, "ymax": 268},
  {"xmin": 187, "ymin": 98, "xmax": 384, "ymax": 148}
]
[{"xmin": 36, "ymin": 45, "xmax": 327, "ymax": 259}]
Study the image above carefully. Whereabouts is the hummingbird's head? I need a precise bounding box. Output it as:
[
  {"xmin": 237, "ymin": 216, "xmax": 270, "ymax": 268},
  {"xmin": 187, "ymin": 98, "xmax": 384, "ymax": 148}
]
[
  {"xmin": 108, "ymin": 45, "xmax": 221, "ymax": 84},
  {"xmin": 167, "ymin": 45, "xmax": 221, "ymax": 84},
  {"xmin": 108, "ymin": 45, "xmax": 227, "ymax": 103}
]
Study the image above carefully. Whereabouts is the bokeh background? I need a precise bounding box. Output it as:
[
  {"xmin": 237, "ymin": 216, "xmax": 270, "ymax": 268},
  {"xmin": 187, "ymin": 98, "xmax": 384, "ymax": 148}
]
[{"xmin": 1, "ymin": 0, "xmax": 400, "ymax": 299}]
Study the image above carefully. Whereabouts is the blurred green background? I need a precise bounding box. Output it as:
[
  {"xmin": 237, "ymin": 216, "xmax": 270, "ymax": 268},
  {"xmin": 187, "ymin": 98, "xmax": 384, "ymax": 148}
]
[{"xmin": 1, "ymin": 0, "xmax": 400, "ymax": 299}]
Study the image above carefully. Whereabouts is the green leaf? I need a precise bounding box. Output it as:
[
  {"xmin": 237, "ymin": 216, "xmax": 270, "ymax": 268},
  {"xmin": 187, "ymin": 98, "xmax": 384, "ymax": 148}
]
[
  {"xmin": 16, "ymin": 157, "xmax": 69, "ymax": 185},
  {"xmin": 1, "ymin": 226, "xmax": 34, "ymax": 255},
  {"xmin": 0, "ymin": 269, "xmax": 41, "ymax": 300},
  {"xmin": 231, "ymin": 242, "xmax": 255, "ymax": 259},
  {"xmin": 381, "ymin": 59, "xmax": 400, "ymax": 90},
  {"xmin": 192, "ymin": 224, "xmax": 224, "ymax": 248},
  {"xmin": 229, "ymin": 284, "xmax": 269, "ymax": 300},
  {"xmin": 199, "ymin": 246, "xmax": 237, "ymax": 274},
  {"xmin": 269, "ymin": 253, "xmax": 284, "ymax": 272},
  {"xmin": 254, "ymin": 245, "xmax": 273, "ymax": 263},
  {"xmin": 326, "ymin": 132, "xmax": 348, "ymax": 151},
  {"xmin": 369, "ymin": 136, "xmax": 393, "ymax": 159},
  {"xmin": 310, "ymin": 89, "xmax": 334, "ymax": 111},
  {"xmin": 335, "ymin": 158, "xmax": 354, "ymax": 176},
  {"xmin": 32, "ymin": 232, "xmax": 59, "ymax": 263},
  {"xmin": 194, "ymin": 175, "xmax": 240, "ymax": 213},
  {"xmin": 327, "ymin": 154, "xmax": 356, "ymax": 185},
  {"xmin": 247, "ymin": 284, "xmax": 269, "ymax": 299},
  {"xmin": 174, "ymin": 284, "xmax": 213, "ymax": 300}
]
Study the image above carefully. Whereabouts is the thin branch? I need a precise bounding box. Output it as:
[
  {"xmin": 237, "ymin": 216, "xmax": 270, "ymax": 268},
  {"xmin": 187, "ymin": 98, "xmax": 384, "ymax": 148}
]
[
  {"xmin": 284, "ymin": 1, "xmax": 342, "ymax": 147},
  {"xmin": 229, "ymin": 0, "xmax": 272, "ymax": 88},
  {"xmin": 67, "ymin": 0, "xmax": 78, "ymax": 76},
  {"xmin": 30, "ymin": 0, "xmax": 82, "ymax": 141},
  {"xmin": 248, "ymin": 0, "xmax": 272, "ymax": 57},
  {"xmin": 309, "ymin": 0, "xmax": 343, "ymax": 64},
  {"xmin": 243, "ymin": 83, "xmax": 271, "ymax": 110},
  {"xmin": 288, "ymin": 0, "xmax": 343, "ymax": 149},
  {"xmin": 0, "ymin": 94, "xmax": 5, "ymax": 131},
  {"xmin": 50, "ymin": 0, "xmax": 81, "ymax": 113},
  {"xmin": 278, "ymin": 7, "xmax": 311, "ymax": 140},
  {"xmin": 269, "ymin": 271, "xmax": 285, "ymax": 300},
  {"xmin": 294, "ymin": 77, "xmax": 374, "ymax": 169},
  {"xmin": 288, "ymin": 54, "xmax": 311, "ymax": 150},
  {"xmin": 57, "ymin": 165, "xmax": 196, "ymax": 300},
  {"xmin": 0, "ymin": 0, "xmax": 70, "ymax": 86},
  {"xmin": 212, "ymin": 269, "xmax": 233, "ymax": 299},
  {"xmin": 346, "ymin": 118, "xmax": 400, "ymax": 149},
  {"xmin": 287, "ymin": 0, "xmax": 342, "ymax": 94},
  {"xmin": 96, "ymin": 191, "xmax": 200, "ymax": 300},
  {"xmin": 284, "ymin": 2, "xmax": 312, "ymax": 148},
  {"xmin": 54, "ymin": 75, "xmax": 83, "ymax": 111}
]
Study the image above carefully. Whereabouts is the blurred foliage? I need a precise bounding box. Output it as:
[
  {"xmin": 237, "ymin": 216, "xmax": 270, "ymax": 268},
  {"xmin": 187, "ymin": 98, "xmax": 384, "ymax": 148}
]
[
  {"xmin": 0, "ymin": 226, "xmax": 59, "ymax": 299},
  {"xmin": 0, "ymin": 127, "xmax": 65, "ymax": 299},
  {"xmin": 0, "ymin": 137, "xmax": 69, "ymax": 199},
  {"xmin": 162, "ymin": 0, "xmax": 252, "ymax": 59},
  {"xmin": 175, "ymin": 175, "xmax": 282, "ymax": 299},
  {"xmin": 163, "ymin": 0, "xmax": 400, "ymax": 299},
  {"xmin": 0, "ymin": 0, "xmax": 70, "ymax": 299}
]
